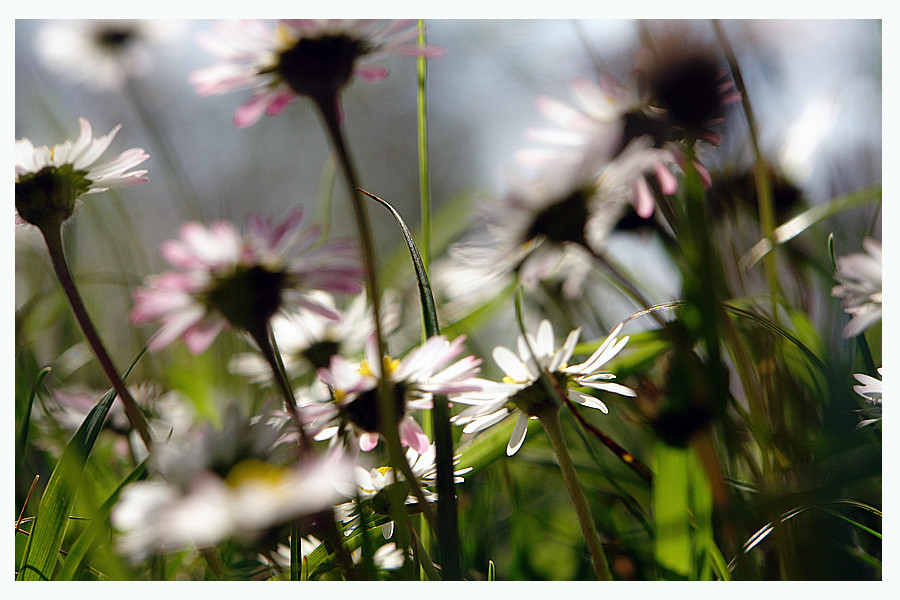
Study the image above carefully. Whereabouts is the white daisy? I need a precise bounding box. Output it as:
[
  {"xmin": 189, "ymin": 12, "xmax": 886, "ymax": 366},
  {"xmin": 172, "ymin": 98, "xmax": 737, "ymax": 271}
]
[
  {"xmin": 314, "ymin": 334, "xmax": 483, "ymax": 453},
  {"xmin": 111, "ymin": 407, "xmax": 356, "ymax": 563},
  {"xmin": 452, "ymin": 320, "xmax": 635, "ymax": 456},
  {"xmin": 833, "ymin": 238, "xmax": 882, "ymax": 338},
  {"xmin": 130, "ymin": 208, "xmax": 363, "ymax": 354},
  {"xmin": 228, "ymin": 290, "xmax": 400, "ymax": 382},
  {"xmin": 15, "ymin": 117, "xmax": 149, "ymax": 227},
  {"xmin": 853, "ymin": 367, "xmax": 882, "ymax": 429},
  {"xmin": 35, "ymin": 20, "xmax": 186, "ymax": 91},
  {"xmin": 190, "ymin": 19, "xmax": 442, "ymax": 127}
]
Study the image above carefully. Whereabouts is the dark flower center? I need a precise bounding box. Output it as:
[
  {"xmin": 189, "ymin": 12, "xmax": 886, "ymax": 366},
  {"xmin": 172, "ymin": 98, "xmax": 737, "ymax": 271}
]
[
  {"xmin": 510, "ymin": 371, "xmax": 574, "ymax": 417},
  {"xmin": 94, "ymin": 26, "xmax": 136, "ymax": 50},
  {"xmin": 649, "ymin": 52, "xmax": 725, "ymax": 133},
  {"xmin": 342, "ymin": 381, "xmax": 408, "ymax": 434},
  {"xmin": 620, "ymin": 109, "xmax": 672, "ymax": 151},
  {"xmin": 300, "ymin": 339, "xmax": 342, "ymax": 371},
  {"xmin": 524, "ymin": 185, "xmax": 594, "ymax": 248},
  {"xmin": 15, "ymin": 164, "xmax": 91, "ymax": 228},
  {"xmin": 204, "ymin": 264, "xmax": 286, "ymax": 333},
  {"xmin": 275, "ymin": 34, "xmax": 370, "ymax": 98}
]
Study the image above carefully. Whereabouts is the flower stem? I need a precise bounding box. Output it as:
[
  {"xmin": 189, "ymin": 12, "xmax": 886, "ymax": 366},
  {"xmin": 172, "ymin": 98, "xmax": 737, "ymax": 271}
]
[
  {"xmin": 536, "ymin": 405, "xmax": 612, "ymax": 580},
  {"xmin": 310, "ymin": 92, "xmax": 427, "ymax": 568},
  {"xmin": 38, "ymin": 222, "xmax": 153, "ymax": 451},
  {"xmin": 250, "ymin": 325, "xmax": 312, "ymax": 451},
  {"xmin": 711, "ymin": 20, "xmax": 781, "ymax": 308}
]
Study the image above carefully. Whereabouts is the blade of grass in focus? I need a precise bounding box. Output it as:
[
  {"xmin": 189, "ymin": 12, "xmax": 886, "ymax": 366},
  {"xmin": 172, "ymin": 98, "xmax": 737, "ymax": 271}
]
[{"xmin": 17, "ymin": 349, "xmax": 145, "ymax": 580}]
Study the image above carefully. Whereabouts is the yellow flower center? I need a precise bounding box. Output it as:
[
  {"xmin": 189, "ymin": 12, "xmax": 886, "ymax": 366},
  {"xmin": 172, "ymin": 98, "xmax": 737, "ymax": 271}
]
[
  {"xmin": 225, "ymin": 458, "xmax": 289, "ymax": 488},
  {"xmin": 359, "ymin": 356, "xmax": 401, "ymax": 379}
]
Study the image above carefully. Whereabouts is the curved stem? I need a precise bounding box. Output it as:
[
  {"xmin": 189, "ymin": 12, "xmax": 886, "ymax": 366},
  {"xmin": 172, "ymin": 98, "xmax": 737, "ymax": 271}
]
[
  {"xmin": 536, "ymin": 405, "xmax": 612, "ymax": 580},
  {"xmin": 39, "ymin": 223, "xmax": 153, "ymax": 451},
  {"xmin": 310, "ymin": 92, "xmax": 432, "ymax": 565}
]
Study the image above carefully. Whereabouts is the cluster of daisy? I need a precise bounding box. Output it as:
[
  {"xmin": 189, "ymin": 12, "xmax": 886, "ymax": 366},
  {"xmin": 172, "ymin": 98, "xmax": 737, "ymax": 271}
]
[
  {"xmin": 17, "ymin": 18, "xmax": 882, "ymax": 580},
  {"xmin": 832, "ymin": 238, "xmax": 883, "ymax": 428},
  {"xmin": 437, "ymin": 40, "xmax": 740, "ymax": 301}
]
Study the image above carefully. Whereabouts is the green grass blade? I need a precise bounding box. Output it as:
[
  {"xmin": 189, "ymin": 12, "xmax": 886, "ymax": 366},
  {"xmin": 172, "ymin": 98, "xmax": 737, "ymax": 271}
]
[
  {"xmin": 742, "ymin": 184, "xmax": 881, "ymax": 268},
  {"xmin": 17, "ymin": 349, "xmax": 145, "ymax": 581},
  {"xmin": 17, "ymin": 389, "xmax": 117, "ymax": 580},
  {"xmin": 17, "ymin": 366, "xmax": 51, "ymax": 474},
  {"xmin": 360, "ymin": 188, "xmax": 461, "ymax": 579},
  {"xmin": 54, "ymin": 459, "xmax": 149, "ymax": 580},
  {"xmin": 652, "ymin": 443, "xmax": 692, "ymax": 579}
]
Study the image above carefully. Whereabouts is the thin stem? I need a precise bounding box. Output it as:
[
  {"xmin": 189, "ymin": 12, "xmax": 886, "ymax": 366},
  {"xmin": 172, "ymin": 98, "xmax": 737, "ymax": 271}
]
[
  {"xmin": 712, "ymin": 20, "xmax": 781, "ymax": 308},
  {"xmin": 39, "ymin": 223, "xmax": 153, "ymax": 451},
  {"xmin": 561, "ymin": 395, "xmax": 653, "ymax": 483},
  {"xmin": 536, "ymin": 405, "xmax": 613, "ymax": 580},
  {"xmin": 416, "ymin": 19, "xmax": 432, "ymax": 272},
  {"xmin": 317, "ymin": 509, "xmax": 357, "ymax": 580},
  {"xmin": 310, "ymin": 92, "xmax": 426, "ymax": 563},
  {"xmin": 250, "ymin": 325, "xmax": 312, "ymax": 451},
  {"xmin": 290, "ymin": 521, "xmax": 301, "ymax": 581}
]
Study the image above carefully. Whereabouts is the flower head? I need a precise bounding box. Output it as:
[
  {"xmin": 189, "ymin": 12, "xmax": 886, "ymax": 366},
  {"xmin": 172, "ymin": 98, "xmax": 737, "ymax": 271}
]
[
  {"xmin": 15, "ymin": 117, "xmax": 149, "ymax": 228},
  {"xmin": 229, "ymin": 290, "xmax": 400, "ymax": 382},
  {"xmin": 130, "ymin": 208, "xmax": 363, "ymax": 354},
  {"xmin": 832, "ymin": 238, "xmax": 882, "ymax": 338},
  {"xmin": 313, "ymin": 334, "xmax": 483, "ymax": 453},
  {"xmin": 452, "ymin": 320, "xmax": 635, "ymax": 456},
  {"xmin": 111, "ymin": 407, "xmax": 356, "ymax": 562},
  {"xmin": 334, "ymin": 443, "xmax": 472, "ymax": 539},
  {"xmin": 190, "ymin": 19, "xmax": 442, "ymax": 127},
  {"xmin": 853, "ymin": 367, "xmax": 882, "ymax": 429},
  {"xmin": 35, "ymin": 20, "xmax": 186, "ymax": 91}
]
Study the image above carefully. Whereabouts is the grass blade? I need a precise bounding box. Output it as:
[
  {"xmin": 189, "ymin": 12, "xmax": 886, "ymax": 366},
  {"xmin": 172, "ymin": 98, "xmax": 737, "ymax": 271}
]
[
  {"xmin": 17, "ymin": 389, "xmax": 117, "ymax": 580},
  {"xmin": 54, "ymin": 459, "xmax": 149, "ymax": 580},
  {"xmin": 741, "ymin": 184, "xmax": 881, "ymax": 268},
  {"xmin": 17, "ymin": 366, "xmax": 51, "ymax": 475},
  {"xmin": 359, "ymin": 187, "xmax": 461, "ymax": 579},
  {"xmin": 17, "ymin": 349, "xmax": 145, "ymax": 580},
  {"xmin": 652, "ymin": 443, "xmax": 692, "ymax": 579}
]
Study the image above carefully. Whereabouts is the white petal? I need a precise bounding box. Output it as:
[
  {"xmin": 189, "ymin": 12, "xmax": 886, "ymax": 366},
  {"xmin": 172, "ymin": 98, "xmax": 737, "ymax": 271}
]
[{"xmin": 506, "ymin": 413, "xmax": 530, "ymax": 456}]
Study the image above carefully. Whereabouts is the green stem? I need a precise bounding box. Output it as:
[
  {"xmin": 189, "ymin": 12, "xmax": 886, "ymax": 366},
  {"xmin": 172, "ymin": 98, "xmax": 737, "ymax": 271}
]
[
  {"xmin": 39, "ymin": 222, "xmax": 153, "ymax": 451},
  {"xmin": 310, "ymin": 92, "xmax": 423, "ymax": 571},
  {"xmin": 250, "ymin": 325, "xmax": 312, "ymax": 451},
  {"xmin": 536, "ymin": 405, "xmax": 612, "ymax": 580},
  {"xmin": 712, "ymin": 20, "xmax": 781, "ymax": 308},
  {"xmin": 416, "ymin": 19, "xmax": 432, "ymax": 273}
]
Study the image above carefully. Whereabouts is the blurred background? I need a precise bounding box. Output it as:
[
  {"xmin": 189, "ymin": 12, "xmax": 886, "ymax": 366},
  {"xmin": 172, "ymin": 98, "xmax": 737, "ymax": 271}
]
[{"xmin": 15, "ymin": 19, "xmax": 882, "ymax": 340}]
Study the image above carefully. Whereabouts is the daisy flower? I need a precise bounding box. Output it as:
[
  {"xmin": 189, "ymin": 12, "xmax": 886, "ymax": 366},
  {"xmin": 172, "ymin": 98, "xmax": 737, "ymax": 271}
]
[
  {"xmin": 853, "ymin": 367, "xmax": 882, "ymax": 429},
  {"xmin": 228, "ymin": 290, "xmax": 400, "ymax": 382},
  {"xmin": 111, "ymin": 408, "xmax": 356, "ymax": 562},
  {"xmin": 34, "ymin": 384, "xmax": 192, "ymax": 462},
  {"xmin": 832, "ymin": 238, "xmax": 882, "ymax": 338},
  {"xmin": 313, "ymin": 334, "xmax": 483, "ymax": 453},
  {"xmin": 516, "ymin": 74, "xmax": 683, "ymax": 219},
  {"xmin": 130, "ymin": 208, "xmax": 363, "ymax": 354},
  {"xmin": 265, "ymin": 537, "xmax": 406, "ymax": 574},
  {"xmin": 190, "ymin": 19, "xmax": 442, "ymax": 127},
  {"xmin": 479, "ymin": 148, "xmax": 638, "ymax": 294},
  {"xmin": 35, "ymin": 20, "xmax": 186, "ymax": 91},
  {"xmin": 15, "ymin": 117, "xmax": 149, "ymax": 228},
  {"xmin": 335, "ymin": 444, "xmax": 472, "ymax": 539},
  {"xmin": 452, "ymin": 320, "xmax": 635, "ymax": 456}
]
